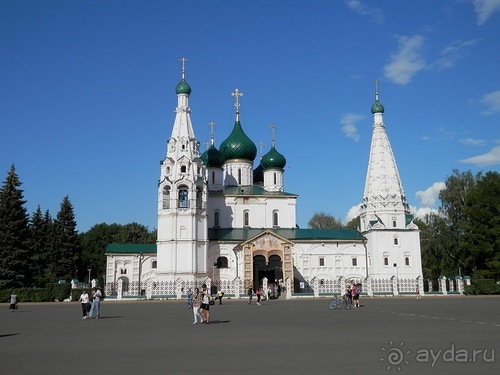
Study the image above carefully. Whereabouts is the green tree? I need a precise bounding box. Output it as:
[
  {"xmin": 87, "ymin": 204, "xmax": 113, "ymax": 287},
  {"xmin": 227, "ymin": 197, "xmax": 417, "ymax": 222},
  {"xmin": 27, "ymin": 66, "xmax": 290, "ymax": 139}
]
[
  {"xmin": 28, "ymin": 207, "xmax": 55, "ymax": 287},
  {"xmin": 460, "ymin": 171, "xmax": 500, "ymax": 279},
  {"xmin": 307, "ymin": 212, "xmax": 344, "ymax": 229},
  {"xmin": 51, "ymin": 196, "xmax": 82, "ymax": 282},
  {"xmin": 0, "ymin": 164, "xmax": 30, "ymax": 288}
]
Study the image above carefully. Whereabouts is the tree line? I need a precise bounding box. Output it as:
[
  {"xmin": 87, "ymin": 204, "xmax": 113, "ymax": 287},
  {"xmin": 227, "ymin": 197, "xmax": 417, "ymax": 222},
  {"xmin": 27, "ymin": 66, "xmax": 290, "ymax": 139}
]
[{"xmin": 0, "ymin": 165, "xmax": 155, "ymax": 289}]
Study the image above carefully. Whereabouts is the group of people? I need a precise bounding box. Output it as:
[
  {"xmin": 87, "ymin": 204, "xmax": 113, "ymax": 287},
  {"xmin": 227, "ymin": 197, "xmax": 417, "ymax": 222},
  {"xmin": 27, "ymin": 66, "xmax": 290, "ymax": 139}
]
[
  {"xmin": 346, "ymin": 283, "xmax": 361, "ymax": 308},
  {"xmin": 187, "ymin": 284, "xmax": 223, "ymax": 324},
  {"xmin": 78, "ymin": 287, "xmax": 103, "ymax": 319},
  {"xmin": 247, "ymin": 286, "xmax": 265, "ymax": 305}
]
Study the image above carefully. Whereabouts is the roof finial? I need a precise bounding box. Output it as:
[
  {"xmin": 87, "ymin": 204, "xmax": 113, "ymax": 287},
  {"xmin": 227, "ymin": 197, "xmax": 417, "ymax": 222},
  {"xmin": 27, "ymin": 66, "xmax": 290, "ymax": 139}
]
[
  {"xmin": 374, "ymin": 79, "xmax": 379, "ymax": 101},
  {"xmin": 269, "ymin": 124, "xmax": 277, "ymax": 147},
  {"xmin": 180, "ymin": 57, "xmax": 188, "ymax": 80},
  {"xmin": 208, "ymin": 121, "xmax": 216, "ymax": 146},
  {"xmin": 231, "ymin": 88, "xmax": 243, "ymax": 121},
  {"xmin": 258, "ymin": 142, "xmax": 265, "ymax": 159}
]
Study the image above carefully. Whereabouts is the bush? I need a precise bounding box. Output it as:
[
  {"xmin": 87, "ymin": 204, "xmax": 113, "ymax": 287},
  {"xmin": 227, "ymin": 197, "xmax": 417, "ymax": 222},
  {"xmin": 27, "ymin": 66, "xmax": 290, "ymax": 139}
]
[{"xmin": 464, "ymin": 279, "xmax": 500, "ymax": 295}]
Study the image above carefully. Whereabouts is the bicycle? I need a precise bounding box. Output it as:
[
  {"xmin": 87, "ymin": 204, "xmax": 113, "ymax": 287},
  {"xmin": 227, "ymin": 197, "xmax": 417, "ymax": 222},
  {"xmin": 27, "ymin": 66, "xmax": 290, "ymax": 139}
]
[{"xmin": 329, "ymin": 294, "xmax": 352, "ymax": 310}]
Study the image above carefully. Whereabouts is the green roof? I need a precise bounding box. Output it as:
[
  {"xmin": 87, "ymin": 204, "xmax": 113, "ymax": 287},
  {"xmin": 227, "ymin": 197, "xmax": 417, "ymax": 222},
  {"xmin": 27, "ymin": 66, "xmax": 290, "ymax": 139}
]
[
  {"xmin": 212, "ymin": 185, "xmax": 297, "ymax": 197},
  {"xmin": 106, "ymin": 243, "xmax": 157, "ymax": 254},
  {"xmin": 208, "ymin": 228, "xmax": 366, "ymax": 242},
  {"xmin": 105, "ymin": 229, "xmax": 365, "ymax": 254}
]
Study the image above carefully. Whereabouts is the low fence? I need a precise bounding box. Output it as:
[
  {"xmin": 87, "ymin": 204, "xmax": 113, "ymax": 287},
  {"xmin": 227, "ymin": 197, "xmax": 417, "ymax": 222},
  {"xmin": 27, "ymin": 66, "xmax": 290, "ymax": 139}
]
[{"xmin": 100, "ymin": 275, "xmax": 470, "ymax": 300}]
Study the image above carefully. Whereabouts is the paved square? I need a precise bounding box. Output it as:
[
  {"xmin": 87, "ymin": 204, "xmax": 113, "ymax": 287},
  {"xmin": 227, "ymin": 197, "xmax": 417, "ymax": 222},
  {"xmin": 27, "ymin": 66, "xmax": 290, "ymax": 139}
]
[{"xmin": 1, "ymin": 296, "xmax": 499, "ymax": 375}]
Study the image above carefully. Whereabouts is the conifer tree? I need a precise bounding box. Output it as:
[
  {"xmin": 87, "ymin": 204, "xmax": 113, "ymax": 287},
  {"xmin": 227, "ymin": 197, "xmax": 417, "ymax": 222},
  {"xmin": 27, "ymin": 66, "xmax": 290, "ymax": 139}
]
[
  {"xmin": 0, "ymin": 164, "xmax": 30, "ymax": 288},
  {"xmin": 29, "ymin": 206, "xmax": 55, "ymax": 286},
  {"xmin": 52, "ymin": 196, "xmax": 82, "ymax": 281}
]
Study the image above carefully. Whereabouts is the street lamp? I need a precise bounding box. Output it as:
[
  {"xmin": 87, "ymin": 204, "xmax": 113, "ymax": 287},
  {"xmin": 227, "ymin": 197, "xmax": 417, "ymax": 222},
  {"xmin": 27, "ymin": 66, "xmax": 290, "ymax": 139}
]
[
  {"xmin": 137, "ymin": 253, "xmax": 153, "ymax": 298},
  {"xmin": 138, "ymin": 253, "xmax": 143, "ymax": 298},
  {"xmin": 393, "ymin": 263, "xmax": 399, "ymax": 292},
  {"xmin": 87, "ymin": 268, "xmax": 92, "ymax": 287}
]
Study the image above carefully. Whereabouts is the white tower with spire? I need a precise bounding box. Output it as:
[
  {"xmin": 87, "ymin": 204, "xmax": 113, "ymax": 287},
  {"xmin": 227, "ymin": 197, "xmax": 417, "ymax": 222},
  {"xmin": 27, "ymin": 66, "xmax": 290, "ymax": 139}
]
[
  {"xmin": 359, "ymin": 84, "xmax": 423, "ymax": 279},
  {"xmin": 156, "ymin": 58, "xmax": 208, "ymax": 282}
]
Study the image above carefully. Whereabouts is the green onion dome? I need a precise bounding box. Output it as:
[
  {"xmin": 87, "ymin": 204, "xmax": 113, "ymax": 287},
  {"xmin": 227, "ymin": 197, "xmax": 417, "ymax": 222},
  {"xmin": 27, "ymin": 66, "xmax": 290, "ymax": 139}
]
[
  {"xmin": 371, "ymin": 98, "xmax": 385, "ymax": 114},
  {"xmin": 200, "ymin": 144, "xmax": 225, "ymax": 168},
  {"xmin": 176, "ymin": 78, "xmax": 191, "ymax": 95},
  {"xmin": 253, "ymin": 163, "xmax": 264, "ymax": 183},
  {"xmin": 219, "ymin": 120, "xmax": 257, "ymax": 161},
  {"xmin": 261, "ymin": 146, "xmax": 286, "ymax": 169}
]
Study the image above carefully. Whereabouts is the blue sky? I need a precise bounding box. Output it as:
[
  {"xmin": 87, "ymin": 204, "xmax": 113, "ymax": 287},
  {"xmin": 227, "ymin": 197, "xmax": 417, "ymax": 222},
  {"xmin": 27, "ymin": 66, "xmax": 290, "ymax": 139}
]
[{"xmin": 1, "ymin": 0, "xmax": 499, "ymax": 232}]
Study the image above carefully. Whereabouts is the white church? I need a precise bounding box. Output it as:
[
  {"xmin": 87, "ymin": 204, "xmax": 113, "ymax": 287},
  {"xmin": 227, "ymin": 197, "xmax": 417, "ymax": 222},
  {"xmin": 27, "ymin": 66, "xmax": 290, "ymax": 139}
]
[{"xmin": 105, "ymin": 61, "xmax": 423, "ymax": 298}]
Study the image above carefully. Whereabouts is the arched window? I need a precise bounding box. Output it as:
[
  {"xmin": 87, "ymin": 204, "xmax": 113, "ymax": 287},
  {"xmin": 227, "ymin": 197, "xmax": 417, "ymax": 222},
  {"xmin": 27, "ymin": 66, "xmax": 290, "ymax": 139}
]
[
  {"xmin": 384, "ymin": 257, "xmax": 389, "ymax": 266},
  {"xmin": 178, "ymin": 186, "xmax": 189, "ymax": 208},
  {"xmin": 180, "ymin": 165, "xmax": 187, "ymax": 173},
  {"xmin": 214, "ymin": 211, "xmax": 220, "ymax": 227},
  {"xmin": 405, "ymin": 257, "xmax": 410, "ymax": 266},
  {"xmin": 244, "ymin": 211, "xmax": 249, "ymax": 227},
  {"xmin": 211, "ymin": 171, "xmax": 215, "ymax": 184},
  {"xmin": 274, "ymin": 172, "xmax": 277, "ymax": 185},
  {"xmin": 352, "ymin": 258, "xmax": 358, "ymax": 266},
  {"xmin": 394, "ymin": 237, "xmax": 399, "ymax": 245},
  {"xmin": 238, "ymin": 169, "xmax": 242, "ymax": 185},
  {"xmin": 216, "ymin": 256, "xmax": 228, "ymax": 268},
  {"xmin": 152, "ymin": 261, "xmax": 157, "ymax": 269},
  {"xmin": 273, "ymin": 211, "xmax": 279, "ymax": 227},
  {"xmin": 163, "ymin": 186, "xmax": 171, "ymax": 209}
]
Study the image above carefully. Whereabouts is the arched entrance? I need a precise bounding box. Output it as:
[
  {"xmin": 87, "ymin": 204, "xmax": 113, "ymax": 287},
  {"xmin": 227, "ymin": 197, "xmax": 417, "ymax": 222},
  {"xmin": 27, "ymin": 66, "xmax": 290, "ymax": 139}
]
[
  {"xmin": 253, "ymin": 254, "xmax": 283, "ymax": 289},
  {"xmin": 241, "ymin": 231, "xmax": 294, "ymax": 293}
]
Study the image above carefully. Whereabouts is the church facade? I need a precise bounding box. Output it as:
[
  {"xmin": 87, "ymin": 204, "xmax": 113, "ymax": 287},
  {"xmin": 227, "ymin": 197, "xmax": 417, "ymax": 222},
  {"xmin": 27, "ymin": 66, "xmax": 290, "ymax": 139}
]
[{"xmin": 105, "ymin": 62, "xmax": 423, "ymax": 298}]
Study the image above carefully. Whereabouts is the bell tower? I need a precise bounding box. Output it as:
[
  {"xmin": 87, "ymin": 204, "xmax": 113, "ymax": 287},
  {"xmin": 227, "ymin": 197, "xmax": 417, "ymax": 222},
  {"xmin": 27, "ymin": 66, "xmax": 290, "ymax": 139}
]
[
  {"xmin": 156, "ymin": 58, "xmax": 208, "ymax": 282},
  {"xmin": 359, "ymin": 83, "xmax": 423, "ymax": 279}
]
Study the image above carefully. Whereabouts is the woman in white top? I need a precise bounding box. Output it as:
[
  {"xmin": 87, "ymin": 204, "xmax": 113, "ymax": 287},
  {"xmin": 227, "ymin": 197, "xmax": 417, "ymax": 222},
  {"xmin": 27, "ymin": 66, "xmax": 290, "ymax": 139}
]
[{"xmin": 78, "ymin": 290, "xmax": 90, "ymax": 319}]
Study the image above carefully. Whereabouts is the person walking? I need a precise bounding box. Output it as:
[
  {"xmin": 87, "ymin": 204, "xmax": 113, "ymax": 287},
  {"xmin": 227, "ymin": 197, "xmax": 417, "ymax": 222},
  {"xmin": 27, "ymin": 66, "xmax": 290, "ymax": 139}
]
[
  {"xmin": 216, "ymin": 288, "xmax": 224, "ymax": 305},
  {"xmin": 9, "ymin": 293, "xmax": 18, "ymax": 312},
  {"xmin": 78, "ymin": 289, "xmax": 90, "ymax": 319},
  {"xmin": 192, "ymin": 288, "xmax": 203, "ymax": 324},
  {"xmin": 247, "ymin": 287, "xmax": 253, "ymax": 305},
  {"xmin": 256, "ymin": 287, "xmax": 262, "ymax": 305},
  {"xmin": 416, "ymin": 284, "xmax": 422, "ymax": 300},
  {"xmin": 198, "ymin": 284, "xmax": 211, "ymax": 324},
  {"xmin": 352, "ymin": 283, "xmax": 360, "ymax": 308},
  {"xmin": 88, "ymin": 287, "xmax": 103, "ymax": 319}
]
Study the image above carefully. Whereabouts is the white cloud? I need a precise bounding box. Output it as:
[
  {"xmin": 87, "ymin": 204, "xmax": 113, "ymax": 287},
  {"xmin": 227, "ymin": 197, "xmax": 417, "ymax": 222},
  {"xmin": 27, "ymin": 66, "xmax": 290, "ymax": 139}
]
[
  {"xmin": 340, "ymin": 113, "xmax": 364, "ymax": 142},
  {"xmin": 415, "ymin": 182, "xmax": 446, "ymax": 207},
  {"xmin": 384, "ymin": 35, "xmax": 426, "ymax": 85},
  {"xmin": 345, "ymin": 204, "xmax": 361, "ymax": 223},
  {"xmin": 410, "ymin": 205, "xmax": 440, "ymax": 220},
  {"xmin": 430, "ymin": 39, "xmax": 480, "ymax": 71},
  {"xmin": 460, "ymin": 138, "xmax": 485, "ymax": 146},
  {"xmin": 460, "ymin": 145, "xmax": 500, "ymax": 166},
  {"xmin": 470, "ymin": 0, "xmax": 500, "ymax": 25},
  {"xmin": 480, "ymin": 90, "xmax": 500, "ymax": 115},
  {"xmin": 344, "ymin": 0, "xmax": 385, "ymax": 24}
]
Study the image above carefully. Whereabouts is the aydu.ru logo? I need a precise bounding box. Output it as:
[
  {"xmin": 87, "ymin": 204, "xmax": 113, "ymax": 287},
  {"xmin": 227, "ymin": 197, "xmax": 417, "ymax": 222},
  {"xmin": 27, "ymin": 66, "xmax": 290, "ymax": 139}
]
[{"xmin": 380, "ymin": 340, "xmax": 495, "ymax": 371}]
